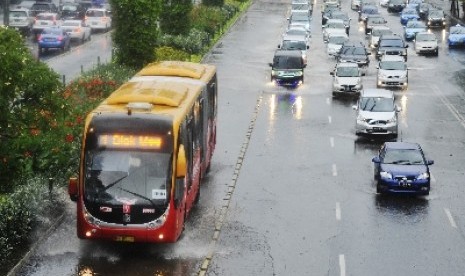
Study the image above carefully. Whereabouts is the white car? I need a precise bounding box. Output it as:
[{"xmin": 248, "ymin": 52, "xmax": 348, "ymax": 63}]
[
  {"xmin": 283, "ymin": 26, "xmax": 311, "ymax": 43},
  {"xmin": 85, "ymin": 8, "xmax": 112, "ymax": 32},
  {"xmin": 322, "ymin": 19, "xmax": 347, "ymax": 42},
  {"xmin": 326, "ymin": 33, "xmax": 349, "ymax": 56},
  {"xmin": 353, "ymin": 88, "xmax": 400, "ymax": 137},
  {"xmin": 61, "ymin": 20, "xmax": 91, "ymax": 43},
  {"xmin": 414, "ymin": 32, "xmax": 439, "ymax": 56},
  {"xmin": 377, "ymin": 55, "xmax": 408, "ymax": 88},
  {"xmin": 32, "ymin": 12, "xmax": 61, "ymax": 40},
  {"xmin": 330, "ymin": 62, "xmax": 364, "ymax": 97},
  {"xmin": 369, "ymin": 26, "xmax": 393, "ymax": 49},
  {"xmin": 9, "ymin": 8, "xmax": 34, "ymax": 35},
  {"xmin": 380, "ymin": 0, "xmax": 390, "ymax": 7}
]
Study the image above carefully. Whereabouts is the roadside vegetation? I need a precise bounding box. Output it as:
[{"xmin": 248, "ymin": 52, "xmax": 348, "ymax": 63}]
[{"xmin": 0, "ymin": 0, "xmax": 251, "ymax": 272}]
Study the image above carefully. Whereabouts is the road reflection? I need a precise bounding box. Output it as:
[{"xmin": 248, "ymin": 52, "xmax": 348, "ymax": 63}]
[
  {"xmin": 374, "ymin": 195, "xmax": 429, "ymax": 223},
  {"xmin": 76, "ymin": 242, "xmax": 196, "ymax": 276}
]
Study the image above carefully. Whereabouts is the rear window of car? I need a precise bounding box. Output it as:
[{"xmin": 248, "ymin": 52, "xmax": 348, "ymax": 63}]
[
  {"xmin": 86, "ymin": 10, "xmax": 104, "ymax": 17},
  {"xmin": 37, "ymin": 14, "xmax": 55, "ymax": 20},
  {"xmin": 62, "ymin": 5, "xmax": 78, "ymax": 11},
  {"xmin": 10, "ymin": 11, "xmax": 27, "ymax": 17}
]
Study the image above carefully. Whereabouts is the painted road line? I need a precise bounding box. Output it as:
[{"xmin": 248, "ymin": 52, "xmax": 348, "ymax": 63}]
[
  {"xmin": 432, "ymin": 85, "xmax": 465, "ymax": 129},
  {"xmin": 328, "ymin": 116, "xmax": 332, "ymax": 124},
  {"xmin": 330, "ymin": 137, "xmax": 335, "ymax": 148},
  {"xmin": 332, "ymin": 164, "xmax": 337, "ymax": 177},
  {"xmin": 444, "ymin": 208, "xmax": 457, "ymax": 229},
  {"xmin": 339, "ymin": 254, "xmax": 346, "ymax": 276},
  {"xmin": 326, "ymin": 97, "xmax": 331, "ymax": 105},
  {"xmin": 336, "ymin": 202, "xmax": 341, "ymax": 221}
]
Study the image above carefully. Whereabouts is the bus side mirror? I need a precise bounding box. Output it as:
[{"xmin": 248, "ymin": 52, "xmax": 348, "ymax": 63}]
[
  {"xmin": 69, "ymin": 177, "xmax": 78, "ymax": 202},
  {"xmin": 176, "ymin": 145, "xmax": 187, "ymax": 178}
]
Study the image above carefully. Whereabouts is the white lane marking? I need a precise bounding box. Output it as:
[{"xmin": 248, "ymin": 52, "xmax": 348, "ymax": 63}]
[
  {"xmin": 328, "ymin": 116, "xmax": 332, "ymax": 124},
  {"xmin": 444, "ymin": 208, "xmax": 457, "ymax": 229},
  {"xmin": 339, "ymin": 254, "xmax": 346, "ymax": 276},
  {"xmin": 326, "ymin": 97, "xmax": 331, "ymax": 105},
  {"xmin": 332, "ymin": 164, "xmax": 337, "ymax": 176},
  {"xmin": 330, "ymin": 137, "xmax": 335, "ymax": 148},
  {"xmin": 336, "ymin": 202, "xmax": 341, "ymax": 221},
  {"xmin": 432, "ymin": 85, "xmax": 465, "ymax": 129}
]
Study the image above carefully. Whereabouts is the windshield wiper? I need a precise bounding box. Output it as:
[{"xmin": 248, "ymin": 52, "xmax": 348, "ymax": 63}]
[
  {"xmin": 116, "ymin": 186, "xmax": 158, "ymax": 207},
  {"xmin": 391, "ymin": 160, "xmax": 411, "ymax": 165},
  {"xmin": 102, "ymin": 173, "xmax": 129, "ymax": 192}
]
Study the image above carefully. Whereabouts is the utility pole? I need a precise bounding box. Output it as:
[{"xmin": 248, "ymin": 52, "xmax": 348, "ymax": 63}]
[{"xmin": 3, "ymin": 0, "xmax": 10, "ymax": 26}]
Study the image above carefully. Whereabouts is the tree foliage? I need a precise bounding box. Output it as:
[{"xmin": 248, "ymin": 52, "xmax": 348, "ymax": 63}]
[
  {"xmin": 160, "ymin": 0, "xmax": 193, "ymax": 35},
  {"xmin": 0, "ymin": 27, "xmax": 65, "ymax": 192},
  {"xmin": 110, "ymin": 0, "xmax": 162, "ymax": 69}
]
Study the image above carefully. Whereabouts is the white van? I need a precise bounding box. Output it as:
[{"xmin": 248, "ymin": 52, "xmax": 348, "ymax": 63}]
[{"xmin": 85, "ymin": 8, "xmax": 111, "ymax": 32}]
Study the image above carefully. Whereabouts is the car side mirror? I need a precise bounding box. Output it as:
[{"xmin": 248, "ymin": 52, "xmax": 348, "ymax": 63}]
[
  {"xmin": 361, "ymin": 72, "xmax": 366, "ymax": 76},
  {"xmin": 330, "ymin": 71, "xmax": 334, "ymax": 75},
  {"xmin": 352, "ymin": 104, "xmax": 358, "ymax": 110},
  {"xmin": 405, "ymin": 44, "xmax": 409, "ymax": 48},
  {"xmin": 396, "ymin": 105, "xmax": 402, "ymax": 112},
  {"xmin": 307, "ymin": 45, "xmax": 309, "ymax": 49},
  {"xmin": 372, "ymin": 156, "xmax": 381, "ymax": 163},
  {"xmin": 269, "ymin": 62, "xmax": 273, "ymax": 67},
  {"xmin": 427, "ymin": 160, "xmax": 434, "ymax": 165},
  {"xmin": 367, "ymin": 52, "xmax": 372, "ymax": 55},
  {"xmin": 278, "ymin": 44, "xmax": 281, "ymax": 48}
]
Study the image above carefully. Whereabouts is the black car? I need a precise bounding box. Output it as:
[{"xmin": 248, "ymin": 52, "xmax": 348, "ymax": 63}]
[
  {"xmin": 426, "ymin": 9, "xmax": 446, "ymax": 28},
  {"xmin": 387, "ymin": 0, "xmax": 405, "ymax": 13},
  {"xmin": 337, "ymin": 41, "xmax": 371, "ymax": 69},
  {"xmin": 269, "ymin": 50, "xmax": 306, "ymax": 87},
  {"xmin": 416, "ymin": 2, "xmax": 433, "ymax": 19},
  {"xmin": 376, "ymin": 34, "xmax": 408, "ymax": 61},
  {"xmin": 29, "ymin": 1, "xmax": 58, "ymax": 16},
  {"xmin": 60, "ymin": 2, "xmax": 86, "ymax": 20}
]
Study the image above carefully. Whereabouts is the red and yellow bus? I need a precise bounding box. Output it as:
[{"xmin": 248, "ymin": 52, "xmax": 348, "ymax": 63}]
[{"xmin": 68, "ymin": 61, "xmax": 217, "ymax": 243}]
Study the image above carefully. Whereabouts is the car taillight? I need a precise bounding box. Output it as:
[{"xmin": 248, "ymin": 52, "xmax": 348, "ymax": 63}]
[
  {"xmin": 57, "ymin": 35, "xmax": 63, "ymax": 41},
  {"xmin": 38, "ymin": 35, "xmax": 42, "ymax": 41},
  {"xmin": 101, "ymin": 17, "xmax": 107, "ymax": 22}
]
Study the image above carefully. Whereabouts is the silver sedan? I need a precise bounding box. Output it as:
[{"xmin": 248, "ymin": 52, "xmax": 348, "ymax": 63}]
[{"xmin": 61, "ymin": 20, "xmax": 92, "ymax": 44}]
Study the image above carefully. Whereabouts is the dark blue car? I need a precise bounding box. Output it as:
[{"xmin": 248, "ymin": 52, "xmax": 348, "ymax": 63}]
[
  {"xmin": 400, "ymin": 8, "xmax": 420, "ymax": 25},
  {"xmin": 38, "ymin": 26, "xmax": 71, "ymax": 56},
  {"xmin": 372, "ymin": 142, "xmax": 434, "ymax": 195}
]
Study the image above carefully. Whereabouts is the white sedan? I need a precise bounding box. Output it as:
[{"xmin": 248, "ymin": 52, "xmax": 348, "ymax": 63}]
[{"xmin": 61, "ymin": 20, "xmax": 91, "ymax": 43}]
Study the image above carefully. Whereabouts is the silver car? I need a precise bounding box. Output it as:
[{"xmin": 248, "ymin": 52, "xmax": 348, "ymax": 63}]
[
  {"xmin": 369, "ymin": 26, "xmax": 392, "ymax": 49},
  {"xmin": 376, "ymin": 55, "xmax": 408, "ymax": 89},
  {"xmin": 353, "ymin": 89, "xmax": 400, "ymax": 137},
  {"xmin": 330, "ymin": 62, "xmax": 364, "ymax": 97},
  {"xmin": 326, "ymin": 33, "xmax": 349, "ymax": 56}
]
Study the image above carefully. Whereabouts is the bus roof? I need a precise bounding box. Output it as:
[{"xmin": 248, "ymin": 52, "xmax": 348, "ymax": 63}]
[{"xmin": 135, "ymin": 61, "xmax": 216, "ymax": 83}]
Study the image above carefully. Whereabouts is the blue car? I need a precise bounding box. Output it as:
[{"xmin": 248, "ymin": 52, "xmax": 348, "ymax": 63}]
[
  {"xmin": 447, "ymin": 24, "xmax": 465, "ymax": 48},
  {"xmin": 400, "ymin": 8, "xmax": 420, "ymax": 25},
  {"xmin": 403, "ymin": 20, "xmax": 427, "ymax": 41},
  {"xmin": 38, "ymin": 26, "xmax": 71, "ymax": 56},
  {"xmin": 372, "ymin": 142, "xmax": 434, "ymax": 195}
]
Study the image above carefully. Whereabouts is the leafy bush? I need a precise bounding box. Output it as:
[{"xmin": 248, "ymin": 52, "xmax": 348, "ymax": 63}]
[
  {"xmin": 190, "ymin": 5, "xmax": 229, "ymax": 35},
  {"xmin": 202, "ymin": 0, "xmax": 225, "ymax": 6},
  {"xmin": 157, "ymin": 28, "xmax": 210, "ymax": 54},
  {"xmin": 155, "ymin": 46, "xmax": 191, "ymax": 62}
]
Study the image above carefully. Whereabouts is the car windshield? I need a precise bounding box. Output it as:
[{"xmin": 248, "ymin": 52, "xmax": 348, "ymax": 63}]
[
  {"xmin": 383, "ymin": 149, "xmax": 425, "ymax": 165},
  {"xmin": 282, "ymin": 40, "xmax": 307, "ymax": 50},
  {"xmin": 328, "ymin": 36, "xmax": 348, "ymax": 44},
  {"xmin": 341, "ymin": 47, "xmax": 366, "ymax": 55},
  {"xmin": 292, "ymin": 13, "xmax": 309, "ymax": 21},
  {"xmin": 273, "ymin": 55, "xmax": 303, "ymax": 69},
  {"xmin": 379, "ymin": 61, "xmax": 407, "ymax": 70},
  {"xmin": 84, "ymin": 150, "xmax": 171, "ymax": 205},
  {"xmin": 406, "ymin": 22, "xmax": 425, "ymax": 28},
  {"xmin": 450, "ymin": 26, "xmax": 465, "ymax": 34},
  {"xmin": 389, "ymin": 0, "xmax": 403, "ymax": 4},
  {"xmin": 380, "ymin": 39, "xmax": 404, "ymax": 47},
  {"xmin": 429, "ymin": 11, "xmax": 444, "ymax": 17},
  {"xmin": 331, "ymin": 13, "xmax": 349, "ymax": 21},
  {"xmin": 360, "ymin": 97, "xmax": 394, "ymax": 112},
  {"xmin": 402, "ymin": 9, "xmax": 416, "ymax": 14},
  {"xmin": 285, "ymin": 28, "xmax": 307, "ymax": 36},
  {"xmin": 372, "ymin": 29, "xmax": 392, "ymax": 36},
  {"xmin": 336, "ymin": 67, "xmax": 360, "ymax": 77},
  {"xmin": 326, "ymin": 22, "xmax": 346, "ymax": 29},
  {"xmin": 416, "ymin": 33, "xmax": 436, "ymax": 41}
]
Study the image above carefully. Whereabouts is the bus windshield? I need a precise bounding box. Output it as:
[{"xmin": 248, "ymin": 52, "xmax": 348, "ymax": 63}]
[{"xmin": 84, "ymin": 150, "xmax": 171, "ymax": 206}]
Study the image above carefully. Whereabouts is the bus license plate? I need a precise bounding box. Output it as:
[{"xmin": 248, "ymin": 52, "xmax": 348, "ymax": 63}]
[{"xmin": 115, "ymin": 236, "xmax": 134, "ymax": 242}]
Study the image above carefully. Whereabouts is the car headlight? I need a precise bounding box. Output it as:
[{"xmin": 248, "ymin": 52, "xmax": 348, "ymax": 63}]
[
  {"xmin": 380, "ymin": 171, "xmax": 392, "ymax": 179},
  {"xmin": 294, "ymin": 71, "xmax": 303, "ymax": 77},
  {"xmin": 417, "ymin": 172, "xmax": 429, "ymax": 180},
  {"xmin": 386, "ymin": 115, "xmax": 397, "ymax": 123}
]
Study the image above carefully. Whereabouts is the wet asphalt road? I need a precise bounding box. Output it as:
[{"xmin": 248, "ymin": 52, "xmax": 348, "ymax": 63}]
[{"xmin": 12, "ymin": 0, "xmax": 465, "ymax": 275}]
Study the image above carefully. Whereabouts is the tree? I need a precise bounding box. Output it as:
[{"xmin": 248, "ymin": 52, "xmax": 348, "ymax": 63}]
[
  {"xmin": 0, "ymin": 27, "xmax": 66, "ymax": 192},
  {"xmin": 160, "ymin": 0, "xmax": 193, "ymax": 35},
  {"xmin": 202, "ymin": 0, "xmax": 225, "ymax": 6},
  {"xmin": 110, "ymin": 0, "xmax": 162, "ymax": 69}
]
